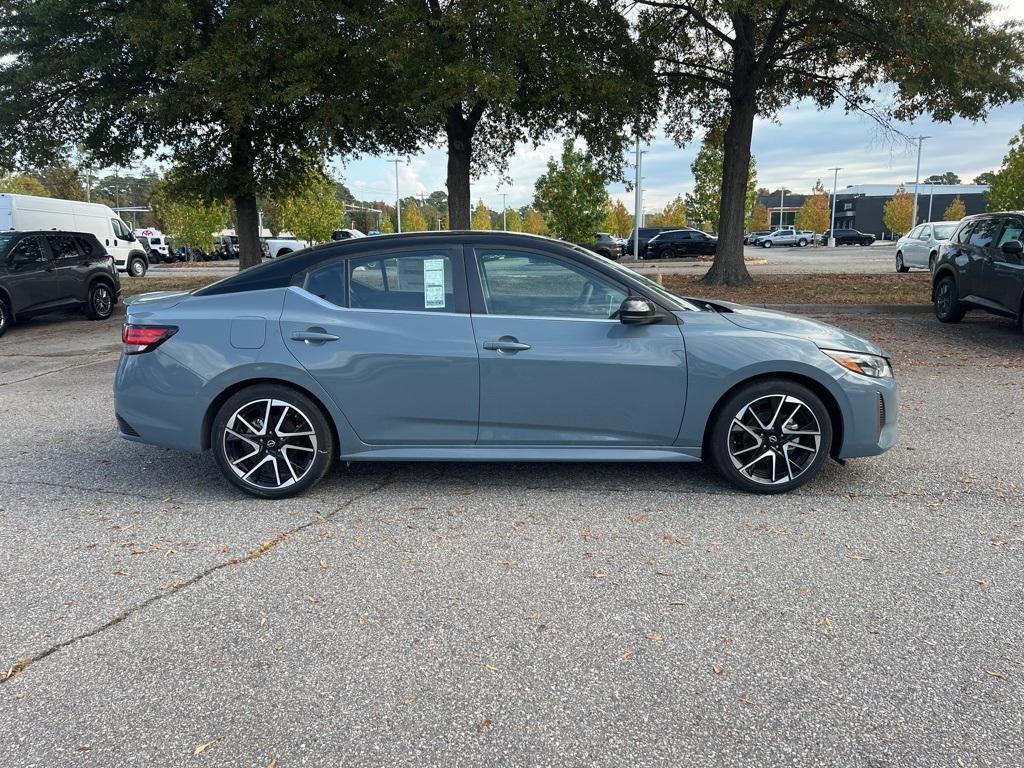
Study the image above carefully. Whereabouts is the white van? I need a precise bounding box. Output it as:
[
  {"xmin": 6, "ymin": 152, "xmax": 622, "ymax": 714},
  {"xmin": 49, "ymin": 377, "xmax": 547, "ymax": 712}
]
[{"xmin": 0, "ymin": 193, "xmax": 150, "ymax": 276}]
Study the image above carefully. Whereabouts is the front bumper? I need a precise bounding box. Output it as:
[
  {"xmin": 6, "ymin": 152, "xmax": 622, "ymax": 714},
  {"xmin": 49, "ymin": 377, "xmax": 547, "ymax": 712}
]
[{"xmin": 835, "ymin": 374, "xmax": 899, "ymax": 459}]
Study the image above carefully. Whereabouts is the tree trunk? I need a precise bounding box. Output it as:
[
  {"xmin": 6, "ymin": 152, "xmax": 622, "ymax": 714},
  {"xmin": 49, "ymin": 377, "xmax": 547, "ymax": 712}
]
[
  {"xmin": 701, "ymin": 87, "xmax": 758, "ymax": 286},
  {"xmin": 445, "ymin": 110, "xmax": 473, "ymax": 229},
  {"xmin": 235, "ymin": 193, "xmax": 261, "ymax": 270}
]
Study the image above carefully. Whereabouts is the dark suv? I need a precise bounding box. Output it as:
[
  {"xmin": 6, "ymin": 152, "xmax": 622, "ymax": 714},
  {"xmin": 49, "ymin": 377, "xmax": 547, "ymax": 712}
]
[
  {"xmin": 625, "ymin": 227, "xmax": 677, "ymax": 259},
  {"xmin": 822, "ymin": 228, "xmax": 876, "ymax": 246},
  {"xmin": 645, "ymin": 229, "xmax": 718, "ymax": 259},
  {"xmin": 0, "ymin": 230, "xmax": 121, "ymax": 337},
  {"xmin": 932, "ymin": 212, "xmax": 1024, "ymax": 329}
]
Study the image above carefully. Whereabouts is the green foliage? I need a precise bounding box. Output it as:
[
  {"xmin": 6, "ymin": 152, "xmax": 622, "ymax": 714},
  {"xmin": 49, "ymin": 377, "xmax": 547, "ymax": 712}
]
[
  {"xmin": 647, "ymin": 196, "xmax": 688, "ymax": 228},
  {"xmin": 379, "ymin": 214, "xmax": 396, "ymax": 234},
  {"xmin": 276, "ymin": 173, "xmax": 346, "ymax": 243},
  {"xmin": 924, "ymin": 172, "xmax": 962, "ymax": 184},
  {"xmin": 504, "ymin": 209, "xmax": 523, "ymax": 232},
  {"xmin": 36, "ymin": 164, "xmax": 85, "ymax": 200},
  {"xmin": 685, "ymin": 130, "xmax": 756, "ymax": 233},
  {"xmin": 471, "ymin": 200, "xmax": 492, "ymax": 230},
  {"xmin": 532, "ymin": 140, "xmax": 610, "ymax": 242},
  {"xmin": 987, "ymin": 127, "xmax": 1024, "ymax": 210},
  {"xmin": 523, "ymin": 208, "xmax": 548, "ymax": 235},
  {"xmin": 883, "ymin": 185, "xmax": 914, "ymax": 234},
  {"xmin": 794, "ymin": 181, "xmax": 831, "ymax": 234},
  {"xmin": 944, "ymin": 196, "xmax": 967, "ymax": 220},
  {"xmin": 973, "ymin": 171, "xmax": 997, "ymax": 186},
  {"xmin": 0, "ymin": 174, "xmax": 46, "ymax": 196},
  {"xmin": 402, "ymin": 200, "xmax": 429, "ymax": 232},
  {"xmin": 151, "ymin": 176, "xmax": 228, "ymax": 252},
  {"xmin": 747, "ymin": 202, "xmax": 770, "ymax": 232},
  {"xmin": 603, "ymin": 200, "xmax": 633, "ymax": 237}
]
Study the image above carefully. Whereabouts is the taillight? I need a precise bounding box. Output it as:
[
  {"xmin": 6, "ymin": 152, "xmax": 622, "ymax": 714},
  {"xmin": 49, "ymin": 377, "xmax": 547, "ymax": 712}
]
[{"xmin": 122, "ymin": 324, "xmax": 177, "ymax": 355}]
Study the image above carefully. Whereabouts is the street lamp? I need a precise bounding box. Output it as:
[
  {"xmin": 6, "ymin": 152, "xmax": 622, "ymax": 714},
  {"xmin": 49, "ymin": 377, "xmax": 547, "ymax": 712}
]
[
  {"xmin": 911, "ymin": 135, "xmax": 930, "ymax": 227},
  {"xmin": 828, "ymin": 167, "xmax": 842, "ymax": 247},
  {"xmin": 631, "ymin": 140, "xmax": 647, "ymax": 261},
  {"xmin": 389, "ymin": 158, "xmax": 402, "ymax": 233}
]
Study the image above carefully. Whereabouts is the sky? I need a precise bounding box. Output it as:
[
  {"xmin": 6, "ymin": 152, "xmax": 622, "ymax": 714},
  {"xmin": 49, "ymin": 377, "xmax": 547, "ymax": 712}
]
[{"xmin": 334, "ymin": 97, "xmax": 1024, "ymax": 216}]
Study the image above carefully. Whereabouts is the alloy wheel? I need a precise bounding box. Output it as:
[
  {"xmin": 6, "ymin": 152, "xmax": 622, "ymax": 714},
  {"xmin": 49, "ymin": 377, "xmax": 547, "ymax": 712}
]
[
  {"xmin": 936, "ymin": 280, "xmax": 953, "ymax": 315},
  {"xmin": 93, "ymin": 286, "xmax": 112, "ymax": 317},
  {"xmin": 727, "ymin": 394, "xmax": 822, "ymax": 486},
  {"xmin": 222, "ymin": 398, "xmax": 318, "ymax": 490}
]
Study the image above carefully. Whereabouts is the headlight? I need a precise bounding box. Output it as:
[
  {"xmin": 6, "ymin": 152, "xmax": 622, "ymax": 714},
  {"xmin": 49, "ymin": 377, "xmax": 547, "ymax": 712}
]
[{"xmin": 822, "ymin": 349, "xmax": 892, "ymax": 378}]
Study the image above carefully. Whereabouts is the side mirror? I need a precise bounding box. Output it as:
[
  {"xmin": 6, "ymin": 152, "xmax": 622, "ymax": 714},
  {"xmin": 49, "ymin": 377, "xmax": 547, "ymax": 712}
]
[
  {"xmin": 618, "ymin": 296, "xmax": 659, "ymax": 324},
  {"xmin": 1002, "ymin": 239, "xmax": 1023, "ymax": 256}
]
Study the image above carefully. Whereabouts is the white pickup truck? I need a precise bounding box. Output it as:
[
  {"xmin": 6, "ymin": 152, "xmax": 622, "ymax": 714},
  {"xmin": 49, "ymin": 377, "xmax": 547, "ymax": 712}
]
[
  {"xmin": 757, "ymin": 228, "xmax": 814, "ymax": 248},
  {"xmin": 263, "ymin": 236, "xmax": 312, "ymax": 259}
]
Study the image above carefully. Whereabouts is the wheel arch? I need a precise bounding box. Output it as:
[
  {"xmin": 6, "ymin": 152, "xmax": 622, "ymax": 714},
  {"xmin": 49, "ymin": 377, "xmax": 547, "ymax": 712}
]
[
  {"xmin": 701, "ymin": 371, "xmax": 844, "ymax": 459},
  {"xmin": 0, "ymin": 286, "xmax": 12, "ymax": 320},
  {"xmin": 931, "ymin": 265, "xmax": 958, "ymax": 301},
  {"xmin": 201, "ymin": 377, "xmax": 340, "ymax": 454}
]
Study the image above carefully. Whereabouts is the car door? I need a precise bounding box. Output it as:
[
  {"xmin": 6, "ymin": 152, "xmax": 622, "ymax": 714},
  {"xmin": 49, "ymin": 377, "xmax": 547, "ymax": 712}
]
[
  {"xmin": 468, "ymin": 245, "xmax": 687, "ymax": 446},
  {"xmin": 281, "ymin": 246, "xmax": 480, "ymax": 445},
  {"xmin": 989, "ymin": 216, "xmax": 1024, "ymax": 314},
  {"xmin": 5, "ymin": 236, "xmax": 58, "ymax": 315},
  {"xmin": 903, "ymin": 225, "xmax": 924, "ymax": 267},
  {"xmin": 45, "ymin": 234, "xmax": 87, "ymax": 303},
  {"xmin": 670, "ymin": 230, "xmax": 692, "ymax": 255},
  {"xmin": 692, "ymin": 231, "xmax": 716, "ymax": 255},
  {"xmin": 960, "ymin": 217, "xmax": 1002, "ymax": 303}
]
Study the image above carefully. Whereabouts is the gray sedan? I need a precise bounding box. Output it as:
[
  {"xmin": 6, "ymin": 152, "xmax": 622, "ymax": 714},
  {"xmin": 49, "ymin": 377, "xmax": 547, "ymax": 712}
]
[
  {"xmin": 114, "ymin": 232, "xmax": 898, "ymax": 498},
  {"xmin": 896, "ymin": 221, "xmax": 959, "ymax": 272}
]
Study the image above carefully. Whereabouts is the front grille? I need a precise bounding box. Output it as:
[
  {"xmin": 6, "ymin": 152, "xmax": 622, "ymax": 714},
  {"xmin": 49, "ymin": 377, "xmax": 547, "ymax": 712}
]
[{"xmin": 116, "ymin": 414, "xmax": 139, "ymax": 437}]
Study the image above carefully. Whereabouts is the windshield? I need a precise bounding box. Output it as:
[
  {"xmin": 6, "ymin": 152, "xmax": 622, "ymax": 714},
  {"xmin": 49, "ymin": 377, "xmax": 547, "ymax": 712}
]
[
  {"xmin": 572, "ymin": 246, "xmax": 703, "ymax": 311},
  {"xmin": 933, "ymin": 223, "xmax": 957, "ymax": 240}
]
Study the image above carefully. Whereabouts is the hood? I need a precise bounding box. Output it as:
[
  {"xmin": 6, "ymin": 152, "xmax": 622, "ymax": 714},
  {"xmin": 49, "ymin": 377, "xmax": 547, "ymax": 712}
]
[{"xmin": 713, "ymin": 302, "xmax": 888, "ymax": 357}]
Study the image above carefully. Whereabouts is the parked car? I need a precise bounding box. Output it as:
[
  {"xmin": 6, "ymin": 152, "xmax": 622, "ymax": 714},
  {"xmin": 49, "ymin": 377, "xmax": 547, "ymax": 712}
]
[
  {"xmin": 134, "ymin": 228, "xmax": 170, "ymax": 262},
  {"xmin": 582, "ymin": 232, "xmax": 624, "ymax": 260},
  {"xmin": 263, "ymin": 236, "xmax": 310, "ymax": 258},
  {"xmin": 0, "ymin": 230, "xmax": 120, "ymax": 337},
  {"xmin": 625, "ymin": 227, "xmax": 676, "ymax": 259},
  {"xmin": 331, "ymin": 229, "xmax": 367, "ymax": 241},
  {"xmin": 757, "ymin": 228, "xmax": 814, "ymax": 248},
  {"xmin": 932, "ymin": 212, "xmax": 1024, "ymax": 329},
  {"xmin": 213, "ymin": 235, "xmax": 239, "ymax": 260},
  {"xmin": 645, "ymin": 229, "xmax": 718, "ymax": 259},
  {"xmin": 895, "ymin": 221, "xmax": 958, "ymax": 273},
  {"xmin": 745, "ymin": 231, "xmax": 771, "ymax": 245},
  {"xmin": 0, "ymin": 193, "xmax": 149, "ymax": 276},
  {"xmin": 822, "ymin": 229, "xmax": 876, "ymax": 246},
  {"xmin": 114, "ymin": 231, "xmax": 897, "ymax": 498}
]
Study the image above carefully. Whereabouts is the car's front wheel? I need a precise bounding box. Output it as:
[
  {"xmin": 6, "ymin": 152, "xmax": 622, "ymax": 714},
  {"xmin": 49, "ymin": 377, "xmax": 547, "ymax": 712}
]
[
  {"xmin": 0, "ymin": 298, "xmax": 9, "ymax": 338},
  {"xmin": 797, "ymin": 238, "xmax": 808, "ymax": 247},
  {"xmin": 708, "ymin": 379, "xmax": 833, "ymax": 494},
  {"xmin": 212, "ymin": 384, "xmax": 335, "ymax": 498},
  {"xmin": 762, "ymin": 240, "xmax": 773, "ymax": 248},
  {"xmin": 896, "ymin": 252, "xmax": 909, "ymax": 272},
  {"xmin": 934, "ymin": 275, "xmax": 965, "ymax": 323}
]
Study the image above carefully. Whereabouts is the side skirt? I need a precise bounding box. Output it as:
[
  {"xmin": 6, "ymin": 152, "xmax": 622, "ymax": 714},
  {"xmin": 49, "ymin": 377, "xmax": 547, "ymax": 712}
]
[{"xmin": 338, "ymin": 446, "xmax": 702, "ymax": 462}]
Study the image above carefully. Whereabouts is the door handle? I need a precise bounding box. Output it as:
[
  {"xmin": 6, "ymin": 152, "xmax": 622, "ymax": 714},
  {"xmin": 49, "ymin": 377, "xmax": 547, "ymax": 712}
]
[
  {"xmin": 483, "ymin": 340, "xmax": 531, "ymax": 352},
  {"xmin": 291, "ymin": 330, "xmax": 340, "ymax": 344}
]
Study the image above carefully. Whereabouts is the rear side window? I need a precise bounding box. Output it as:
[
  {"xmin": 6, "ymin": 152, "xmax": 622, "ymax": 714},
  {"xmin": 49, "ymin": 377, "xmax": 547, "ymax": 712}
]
[
  {"xmin": 349, "ymin": 251, "xmax": 458, "ymax": 312},
  {"xmin": 47, "ymin": 235, "xmax": 81, "ymax": 261},
  {"xmin": 998, "ymin": 219, "xmax": 1024, "ymax": 247}
]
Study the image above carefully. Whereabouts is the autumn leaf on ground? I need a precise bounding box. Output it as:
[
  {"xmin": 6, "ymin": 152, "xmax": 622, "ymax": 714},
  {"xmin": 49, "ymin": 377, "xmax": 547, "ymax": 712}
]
[
  {"xmin": 485, "ymin": 664, "xmax": 498, "ymax": 673},
  {"xmin": 976, "ymin": 578, "xmax": 997, "ymax": 588},
  {"xmin": 306, "ymin": 594, "xmax": 320, "ymax": 605},
  {"xmin": 592, "ymin": 571, "xmax": 608, "ymax": 579},
  {"xmin": 528, "ymin": 612, "xmax": 540, "ymax": 620},
  {"xmin": 621, "ymin": 649, "xmax": 635, "ymax": 661},
  {"xmin": 646, "ymin": 634, "xmax": 664, "ymax": 642},
  {"xmin": 478, "ymin": 719, "xmax": 494, "ymax": 733},
  {"xmin": 193, "ymin": 740, "xmax": 216, "ymax": 756},
  {"xmin": 267, "ymin": 757, "xmax": 279, "ymax": 768},
  {"xmin": 850, "ymin": 553, "xmax": 874, "ymax": 561},
  {"xmin": 795, "ymin": 586, "xmax": 810, "ymax": 596},
  {"xmin": 738, "ymin": 693, "xmax": 754, "ymax": 706},
  {"xmin": 712, "ymin": 664, "xmax": 726, "ymax": 675},
  {"xmin": 985, "ymin": 668, "xmax": 1007, "ymax": 681}
]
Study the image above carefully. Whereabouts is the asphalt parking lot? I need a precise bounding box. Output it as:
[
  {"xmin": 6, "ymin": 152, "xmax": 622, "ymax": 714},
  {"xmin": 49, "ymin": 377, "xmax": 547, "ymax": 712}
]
[{"xmin": 1, "ymin": 303, "xmax": 1022, "ymax": 767}]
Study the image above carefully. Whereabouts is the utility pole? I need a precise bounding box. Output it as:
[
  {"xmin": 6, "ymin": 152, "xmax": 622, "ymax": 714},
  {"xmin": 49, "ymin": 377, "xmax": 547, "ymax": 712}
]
[
  {"xmin": 390, "ymin": 159, "xmax": 402, "ymax": 233},
  {"xmin": 632, "ymin": 139, "xmax": 643, "ymax": 260},
  {"xmin": 500, "ymin": 193, "xmax": 508, "ymax": 230},
  {"xmin": 911, "ymin": 136, "xmax": 930, "ymax": 228},
  {"xmin": 927, "ymin": 182, "xmax": 936, "ymax": 222},
  {"xmin": 778, "ymin": 189, "xmax": 786, "ymax": 228},
  {"xmin": 828, "ymin": 167, "xmax": 842, "ymax": 247}
]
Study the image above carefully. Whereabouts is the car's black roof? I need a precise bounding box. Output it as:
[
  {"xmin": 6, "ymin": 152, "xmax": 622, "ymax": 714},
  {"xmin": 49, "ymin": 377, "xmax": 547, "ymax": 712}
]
[{"xmin": 2, "ymin": 229, "xmax": 101, "ymax": 239}]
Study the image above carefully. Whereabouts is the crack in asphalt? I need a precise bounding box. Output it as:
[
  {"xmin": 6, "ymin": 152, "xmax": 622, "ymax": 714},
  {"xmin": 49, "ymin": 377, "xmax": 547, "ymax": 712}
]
[
  {"xmin": 0, "ymin": 356, "xmax": 117, "ymax": 387},
  {"xmin": 0, "ymin": 474, "xmax": 394, "ymax": 686}
]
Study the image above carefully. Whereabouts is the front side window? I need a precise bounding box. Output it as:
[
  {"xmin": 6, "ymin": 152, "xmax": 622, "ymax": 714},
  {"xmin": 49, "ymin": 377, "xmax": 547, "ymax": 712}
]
[
  {"xmin": 476, "ymin": 250, "xmax": 627, "ymax": 320},
  {"xmin": 918, "ymin": 226, "xmax": 931, "ymax": 240},
  {"xmin": 47, "ymin": 235, "xmax": 81, "ymax": 261},
  {"xmin": 349, "ymin": 251, "xmax": 456, "ymax": 312},
  {"xmin": 968, "ymin": 218, "xmax": 1000, "ymax": 248},
  {"xmin": 10, "ymin": 237, "xmax": 45, "ymax": 264}
]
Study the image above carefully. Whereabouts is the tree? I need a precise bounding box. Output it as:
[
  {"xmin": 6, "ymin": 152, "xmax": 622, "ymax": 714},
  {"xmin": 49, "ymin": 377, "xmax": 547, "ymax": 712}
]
[
  {"xmin": 523, "ymin": 208, "xmax": 548, "ymax": 235},
  {"xmin": 379, "ymin": 214, "xmax": 396, "ymax": 234},
  {"xmin": 151, "ymin": 176, "xmax": 228, "ymax": 254},
  {"xmin": 276, "ymin": 173, "xmax": 346, "ymax": 243},
  {"xmin": 685, "ymin": 128, "xmax": 756, "ymax": 233},
  {"xmin": 0, "ymin": 0, "xmax": 416, "ymax": 270},
  {"xmin": 924, "ymin": 172, "xmax": 962, "ymax": 185},
  {"xmin": 973, "ymin": 170, "xmax": 997, "ymax": 186},
  {"xmin": 987, "ymin": 127, "xmax": 1024, "ymax": 210},
  {"xmin": 944, "ymin": 196, "xmax": 967, "ymax": 220},
  {"xmin": 794, "ymin": 180, "xmax": 831, "ymax": 235},
  {"xmin": 381, "ymin": 0, "xmax": 657, "ymax": 229},
  {"xmin": 402, "ymin": 200, "xmax": 429, "ymax": 232},
  {"xmin": 641, "ymin": 1, "xmax": 1024, "ymax": 285},
  {"xmin": 603, "ymin": 199, "xmax": 633, "ymax": 237},
  {"xmin": 0, "ymin": 174, "xmax": 46, "ymax": 196},
  {"xmin": 471, "ymin": 200, "xmax": 492, "ymax": 230},
  {"xmin": 883, "ymin": 185, "xmax": 914, "ymax": 234},
  {"xmin": 532, "ymin": 140, "xmax": 611, "ymax": 242},
  {"xmin": 648, "ymin": 196, "xmax": 689, "ymax": 228},
  {"xmin": 504, "ymin": 209, "xmax": 524, "ymax": 232},
  {"xmin": 37, "ymin": 164, "xmax": 85, "ymax": 200},
  {"xmin": 747, "ymin": 202, "xmax": 770, "ymax": 232}
]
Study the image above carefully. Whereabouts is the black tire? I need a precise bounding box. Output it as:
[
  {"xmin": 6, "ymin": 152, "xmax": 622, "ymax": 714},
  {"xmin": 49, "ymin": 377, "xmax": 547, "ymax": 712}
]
[
  {"xmin": 128, "ymin": 256, "xmax": 147, "ymax": 277},
  {"xmin": 84, "ymin": 282, "xmax": 115, "ymax": 320},
  {"xmin": 934, "ymin": 275, "xmax": 965, "ymax": 323},
  {"xmin": 928, "ymin": 253, "xmax": 936, "ymax": 273},
  {"xmin": 0, "ymin": 297, "xmax": 9, "ymax": 338},
  {"xmin": 659, "ymin": 247, "xmax": 675, "ymax": 260},
  {"xmin": 797, "ymin": 238, "xmax": 808, "ymax": 247},
  {"xmin": 896, "ymin": 252, "xmax": 909, "ymax": 273},
  {"xmin": 707, "ymin": 378, "xmax": 833, "ymax": 494},
  {"xmin": 211, "ymin": 384, "xmax": 334, "ymax": 499}
]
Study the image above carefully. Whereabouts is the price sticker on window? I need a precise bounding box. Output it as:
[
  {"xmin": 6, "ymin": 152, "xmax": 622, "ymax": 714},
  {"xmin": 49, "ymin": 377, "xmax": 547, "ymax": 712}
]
[{"xmin": 423, "ymin": 258, "xmax": 446, "ymax": 309}]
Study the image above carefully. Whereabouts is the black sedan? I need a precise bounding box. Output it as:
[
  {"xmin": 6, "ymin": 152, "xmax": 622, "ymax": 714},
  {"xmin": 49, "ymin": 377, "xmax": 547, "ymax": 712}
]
[
  {"xmin": 822, "ymin": 229, "xmax": 876, "ymax": 246},
  {"xmin": 644, "ymin": 229, "xmax": 718, "ymax": 259}
]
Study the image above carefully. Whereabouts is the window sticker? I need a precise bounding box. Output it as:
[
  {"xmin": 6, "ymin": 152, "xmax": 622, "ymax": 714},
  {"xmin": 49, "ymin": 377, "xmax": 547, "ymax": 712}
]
[{"xmin": 423, "ymin": 258, "xmax": 446, "ymax": 309}]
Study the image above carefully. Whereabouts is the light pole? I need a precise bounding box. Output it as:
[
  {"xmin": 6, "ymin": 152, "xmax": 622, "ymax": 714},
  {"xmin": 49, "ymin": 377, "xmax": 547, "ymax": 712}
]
[
  {"xmin": 827, "ymin": 167, "xmax": 842, "ymax": 247},
  {"xmin": 500, "ymin": 192, "xmax": 507, "ymax": 230},
  {"xmin": 631, "ymin": 139, "xmax": 646, "ymax": 260},
  {"xmin": 927, "ymin": 181, "xmax": 936, "ymax": 222},
  {"xmin": 390, "ymin": 159, "xmax": 402, "ymax": 233},
  {"xmin": 911, "ymin": 135, "xmax": 930, "ymax": 227},
  {"xmin": 778, "ymin": 189, "xmax": 786, "ymax": 229}
]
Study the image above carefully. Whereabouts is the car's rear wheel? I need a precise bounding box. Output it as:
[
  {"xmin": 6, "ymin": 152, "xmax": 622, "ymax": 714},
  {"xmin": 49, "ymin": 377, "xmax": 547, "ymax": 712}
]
[
  {"xmin": 0, "ymin": 298, "xmax": 9, "ymax": 338},
  {"xmin": 659, "ymin": 247, "xmax": 675, "ymax": 260},
  {"xmin": 928, "ymin": 253, "xmax": 937, "ymax": 273},
  {"xmin": 708, "ymin": 379, "xmax": 833, "ymax": 494},
  {"xmin": 85, "ymin": 282, "xmax": 115, "ymax": 320},
  {"xmin": 212, "ymin": 385, "xmax": 334, "ymax": 498},
  {"xmin": 934, "ymin": 275, "xmax": 965, "ymax": 323},
  {"xmin": 896, "ymin": 252, "xmax": 909, "ymax": 272},
  {"xmin": 762, "ymin": 240, "xmax": 773, "ymax": 248},
  {"xmin": 128, "ymin": 256, "xmax": 147, "ymax": 277}
]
